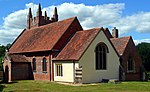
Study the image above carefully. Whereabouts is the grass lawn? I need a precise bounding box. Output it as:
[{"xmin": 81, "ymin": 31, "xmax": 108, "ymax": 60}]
[{"xmin": 0, "ymin": 80, "xmax": 150, "ymax": 92}]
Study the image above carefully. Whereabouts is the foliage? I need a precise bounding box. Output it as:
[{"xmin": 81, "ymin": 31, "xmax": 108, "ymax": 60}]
[
  {"xmin": 1, "ymin": 80, "xmax": 150, "ymax": 92},
  {"xmin": 0, "ymin": 44, "xmax": 11, "ymax": 71},
  {"xmin": 146, "ymin": 72, "xmax": 150, "ymax": 80},
  {"xmin": 136, "ymin": 42, "xmax": 150, "ymax": 71}
]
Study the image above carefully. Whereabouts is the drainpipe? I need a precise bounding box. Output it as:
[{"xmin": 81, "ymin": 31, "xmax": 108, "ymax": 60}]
[
  {"xmin": 73, "ymin": 60, "xmax": 75, "ymax": 83},
  {"xmin": 50, "ymin": 54, "xmax": 53, "ymax": 82}
]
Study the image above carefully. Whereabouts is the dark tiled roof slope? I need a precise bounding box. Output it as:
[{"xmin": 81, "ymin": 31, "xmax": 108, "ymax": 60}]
[
  {"xmin": 9, "ymin": 17, "xmax": 76, "ymax": 53},
  {"xmin": 8, "ymin": 54, "xmax": 29, "ymax": 62},
  {"xmin": 110, "ymin": 36, "xmax": 131, "ymax": 55},
  {"xmin": 55, "ymin": 28, "xmax": 102, "ymax": 60}
]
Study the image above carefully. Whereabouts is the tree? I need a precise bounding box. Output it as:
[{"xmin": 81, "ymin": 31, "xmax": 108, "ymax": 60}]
[
  {"xmin": 0, "ymin": 44, "xmax": 11, "ymax": 70},
  {"xmin": 136, "ymin": 42, "xmax": 150, "ymax": 71}
]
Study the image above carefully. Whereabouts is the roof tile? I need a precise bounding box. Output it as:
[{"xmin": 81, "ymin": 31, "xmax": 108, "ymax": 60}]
[
  {"xmin": 7, "ymin": 54, "xmax": 29, "ymax": 62},
  {"xmin": 9, "ymin": 17, "xmax": 76, "ymax": 53},
  {"xmin": 55, "ymin": 28, "xmax": 102, "ymax": 60},
  {"xmin": 110, "ymin": 36, "xmax": 131, "ymax": 55}
]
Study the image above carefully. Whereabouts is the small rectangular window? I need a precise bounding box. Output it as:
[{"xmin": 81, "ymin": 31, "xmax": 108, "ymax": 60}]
[{"xmin": 56, "ymin": 64, "xmax": 63, "ymax": 76}]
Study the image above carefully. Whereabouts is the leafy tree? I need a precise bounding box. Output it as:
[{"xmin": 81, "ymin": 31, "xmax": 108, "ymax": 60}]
[
  {"xmin": 0, "ymin": 44, "xmax": 11, "ymax": 70},
  {"xmin": 136, "ymin": 42, "xmax": 150, "ymax": 71}
]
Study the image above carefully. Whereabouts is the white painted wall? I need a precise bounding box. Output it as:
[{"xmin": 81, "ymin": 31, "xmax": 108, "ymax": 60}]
[
  {"xmin": 54, "ymin": 62, "xmax": 79, "ymax": 82},
  {"xmin": 79, "ymin": 30, "xmax": 120, "ymax": 83}
]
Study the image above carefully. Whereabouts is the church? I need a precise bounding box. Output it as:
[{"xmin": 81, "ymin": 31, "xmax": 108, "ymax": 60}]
[{"xmin": 3, "ymin": 3, "xmax": 145, "ymax": 83}]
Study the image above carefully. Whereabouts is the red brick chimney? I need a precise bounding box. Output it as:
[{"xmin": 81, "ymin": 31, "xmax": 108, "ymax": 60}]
[{"xmin": 112, "ymin": 27, "xmax": 118, "ymax": 38}]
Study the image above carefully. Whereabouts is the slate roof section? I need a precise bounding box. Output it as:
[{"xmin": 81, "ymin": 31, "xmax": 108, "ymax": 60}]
[
  {"xmin": 7, "ymin": 53, "xmax": 29, "ymax": 62},
  {"xmin": 9, "ymin": 17, "xmax": 77, "ymax": 53},
  {"xmin": 110, "ymin": 36, "xmax": 131, "ymax": 55},
  {"xmin": 55, "ymin": 28, "xmax": 102, "ymax": 60}
]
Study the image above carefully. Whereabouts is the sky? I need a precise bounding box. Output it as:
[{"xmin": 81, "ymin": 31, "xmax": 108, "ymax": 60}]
[{"xmin": 0, "ymin": 0, "xmax": 150, "ymax": 45}]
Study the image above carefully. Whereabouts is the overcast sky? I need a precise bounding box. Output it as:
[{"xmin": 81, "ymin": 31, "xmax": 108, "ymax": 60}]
[{"xmin": 0, "ymin": 0, "xmax": 150, "ymax": 45}]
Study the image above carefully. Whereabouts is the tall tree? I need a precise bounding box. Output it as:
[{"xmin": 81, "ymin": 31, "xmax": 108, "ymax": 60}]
[{"xmin": 136, "ymin": 42, "xmax": 150, "ymax": 71}]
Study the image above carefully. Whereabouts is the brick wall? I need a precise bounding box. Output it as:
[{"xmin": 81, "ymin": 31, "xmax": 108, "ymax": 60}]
[
  {"xmin": 25, "ymin": 52, "xmax": 52, "ymax": 81},
  {"xmin": 31, "ymin": 56, "xmax": 51, "ymax": 81},
  {"xmin": 122, "ymin": 37, "xmax": 142, "ymax": 81}
]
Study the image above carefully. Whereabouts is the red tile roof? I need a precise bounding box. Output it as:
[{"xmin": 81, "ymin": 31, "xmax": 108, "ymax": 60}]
[
  {"xmin": 55, "ymin": 28, "xmax": 102, "ymax": 60},
  {"xmin": 9, "ymin": 17, "xmax": 77, "ymax": 53},
  {"xmin": 7, "ymin": 53, "xmax": 29, "ymax": 62},
  {"xmin": 110, "ymin": 36, "xmax": 131, "ymax": 55}
]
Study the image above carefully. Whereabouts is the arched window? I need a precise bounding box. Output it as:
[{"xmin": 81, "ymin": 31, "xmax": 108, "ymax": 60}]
[
  {"xmin": 95, "ymin": 42, "xmax": 109, "ymax": 70},
  {"xmin": 128, "ymin": 57, "xmax": 134, "ymax": 72},
  {"xmin": 32, "ymin": 58, "xmax": 36, "ymax": 71},
  {"xmin": 42, "ymin": 57, "xmax": 47, "ymax": 72}
]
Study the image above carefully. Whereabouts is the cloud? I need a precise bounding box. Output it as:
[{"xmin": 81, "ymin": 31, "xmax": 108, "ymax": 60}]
[
  {"xmin": 0, "ymin": 2, "xmax": 150, "ymax": 45},
  {"xmin": 112, "ymin": 12, "xmax": 150, "ymax": 34},
  {"xmin": 134, "ymin": 39, "xmax": 150, "ymax": 45},
  {"xmin": 0, "ymin": 3, "xmax": 38, "ymax": 45}
]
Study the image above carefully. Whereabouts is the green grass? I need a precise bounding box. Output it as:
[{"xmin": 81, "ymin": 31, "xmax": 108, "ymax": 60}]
[{"xmin": 1, "ymin": 80, "xmax": 150, "ymax": 92}]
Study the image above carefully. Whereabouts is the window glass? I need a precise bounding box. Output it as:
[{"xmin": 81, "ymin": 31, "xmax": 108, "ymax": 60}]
[
  {"xmin": 32, "ymin": 58, "xmax": 36, "ymax": 71},
  {"xmin": 56, "ymin": 64, "xmax": 63, "ymax": 76},
  {"xmin": 95, "ymin": 43, "xmax": 108, "ymax": 70},
  {"xmin": 42, "ymin": 57, "xmax": 47, "ymax": 72}
]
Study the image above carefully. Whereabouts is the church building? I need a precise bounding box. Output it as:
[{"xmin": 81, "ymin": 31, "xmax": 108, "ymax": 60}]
[{"xmin": 3, "ymin": 3, "xmax": 145, "ymax": 83}]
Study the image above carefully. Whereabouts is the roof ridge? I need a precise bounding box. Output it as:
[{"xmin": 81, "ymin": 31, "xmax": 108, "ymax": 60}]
[
  {"xmin": 76, "ymin": 27, "xmax": 102, "ymax": 34},
  {"xmin": 27, "ymin": 17, "xmax": 77, "ymax": 30},
  {"xmin": 121, "ymin": 36, "xmax": 132, "ymax": 55},
  {"xmin": 111, "ymin": 36, "xmax": 131, "ymax": 40},
  {"xmin": 110, "ymin": 36, "xmax": 131, "ymax": 55},
  {"xmin": 9, "ymin": 17, "xmax": 78, "ymax": 53}
]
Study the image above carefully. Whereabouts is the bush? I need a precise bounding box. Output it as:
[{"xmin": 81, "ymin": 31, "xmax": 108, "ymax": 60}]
[{"xmin": 146, "ymin": 72, "xmax": 150, "ymax": 80}]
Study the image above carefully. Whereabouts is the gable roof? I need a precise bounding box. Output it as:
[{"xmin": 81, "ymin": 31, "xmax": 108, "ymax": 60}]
[
  {"xmin": 55, "ymin": 28, "xmax": 102, "ymax": 60},
  {"xmin": 5, "ymin": 53, "xmax": 29, "ymax": 63},
  {"xmin": 103, "ymin": 28, "xmax": 113, "ymax": 38},
  {"xmin": 110, "ymin": 36, "xmax": 131, "ymax": 55},
  {"xmin": 9, "ymin": 17, "xmax": 77, "ymax": 53}
]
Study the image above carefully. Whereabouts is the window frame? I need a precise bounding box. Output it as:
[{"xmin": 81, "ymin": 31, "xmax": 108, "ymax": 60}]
[
  {"xmin": 32, "ymin": 58, "xmax": 36, "ymax": 72},
  {"xmin": 56, "ymin": 64, "xmax": 63, "ymax": 77},
  {"xmin": 95, "ymin": 42, "xmax": 109, "ymax": 70},
  {"xmin": 127, "ymin": 57, "xmax": 135, "ymax": 73},
  {"xmin": 42, "ymin": 57, "xmax": 47, "ymax": 72}
]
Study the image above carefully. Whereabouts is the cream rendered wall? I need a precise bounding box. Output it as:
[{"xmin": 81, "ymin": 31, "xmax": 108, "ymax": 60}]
[
  {"xmin": 54, "ymin": 62, "xmax": 79, "ymax": 82},
  {"xmin": 79, "ymin": 30, "xmax": 120, "ymax": 83}
]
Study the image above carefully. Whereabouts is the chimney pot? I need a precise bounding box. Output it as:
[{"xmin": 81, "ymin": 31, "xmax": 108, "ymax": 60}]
[{"xmin": 112, "ymin": 27, "xmax": 118, "ymax": 38}]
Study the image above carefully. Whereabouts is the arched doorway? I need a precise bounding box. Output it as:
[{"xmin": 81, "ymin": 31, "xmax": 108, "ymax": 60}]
[{"xmin": 4, "ymin": 66, "xmax": 9, "ymax": 82}]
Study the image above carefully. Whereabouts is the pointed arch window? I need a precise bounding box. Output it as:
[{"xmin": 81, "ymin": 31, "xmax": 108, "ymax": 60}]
[
  {"xmin": 32, "ymin": 58, "xmax": 36, "ymax": 71},
  {"xmin": 95, "ymin": 42, "xmax": 109, "ymax": 70},
  {"xmin": 128, "ymin": 57, "xmax": 134, "ymax": 72},
  {"xmin": 42, "ymin": 57, "xmax": 47, "ymax": 72}
]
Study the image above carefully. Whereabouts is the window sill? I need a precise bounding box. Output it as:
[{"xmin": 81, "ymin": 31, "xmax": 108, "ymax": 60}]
[
  {"xmin": 96, "ymin": 69, "xmax": 107, "ymax": 71},
  {"xmin": 127, "ymin": 70, "xmax": 135, "ymax": 73},
  {"xmin": 55, "ymin": 76, "xmax": 63, "ymax": 77},
  {"xmin": 33, "ymin": 70, "xmax": 36, "ymax": 72},
  {"xmin": 42, "ymin": 71, "xmax": 47, "ymax": 73}
]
